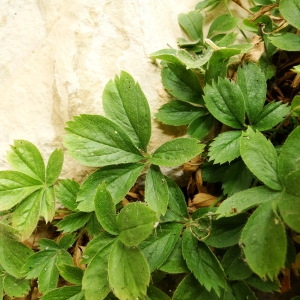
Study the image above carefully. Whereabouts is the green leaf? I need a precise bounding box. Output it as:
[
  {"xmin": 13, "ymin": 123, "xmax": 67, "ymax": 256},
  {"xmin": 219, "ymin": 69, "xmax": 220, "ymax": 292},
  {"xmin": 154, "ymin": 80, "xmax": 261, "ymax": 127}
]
[
  {"xmin": 0, "ymin": 171, "xmax": 42, "ymax": 211},
  {"xmin": 2, "ymin": 274, "xmax": 31, "ymax": 298},
  {"xmin": 268, "ymin": 33, "xmax": 300, "ymax": 51},
  {"xmin": 117, "ymin": 202, "xmax": 157, "ymax": 247},
  {"xmin": 230, "ymin": 281, "xmax": 257, "ymax": 300},
  {"xmin": 40, "ymin": 186, "xmax": 56, "ymax": 223},
  {"xmin": 252, "ymin": 101, "xmax": 290, "ymax": 131},
  {"xmin": 155, "ymin": 100, "xmax": 206, "ymax": 126},
  {"xmin": 103, "ymin": 71, "xmax": 151, "ymax": 151},
  {"xmin": 173, "ymin": 274, "xmax": 220, "ymax": 300},
  {"xmin": 147, "ymin": 286, "xmax": 171, "ymax": 300},
  {"xmin": 285, "ymin": 169, "xmax": 300, "ymax": 196},
  {"xmin": 187, "ymin": 114, "xmax": 214, "ymax": 140},
  {"xmin": 236, "ymin": 63, "xmax": 266, "ymax": 124},
  {"xmin": 140, "ymin": 223, "xmax": 183, "ymax": 271},
  {"xmin": 76, "ymin": 163, "xmax": 144, "ymax": 211},
  {"xmin": 204, "ymin": 78, "xmax": 245, "ymax": 129},
  {"xmin": 182, "ymin": 230, "xmax": 226, "ymax": 296},
  {"xmin": 56, "ymin": 212, "xmax": 91, "ymax": 233},
  {"xmin": 64, "ymin": 114, "xmax": 144, "ymax": 167},
  {"xmin": 46, "ymin": 149, "xmax": 64, "ymax": 185},
  {"xmin": 55, "ymin": 179, "xmax": 80, "ymax": 211},
  {"xmin": 57, "ymin": 264, "xmax": 83, "ymax": 285},
  {"xmin": 41, "ymin": 286, "xmax": 84, "ymax": 300},
  {"xmin": 208, "ymin": 14, "xmax": 238, "ymax": 37},
  {"xmin": 217, "ymin": 186, "xmax": 280, "ymax": 218},
  {"xmin": 150, "ymin": 138, "xmax": 204, "ymax": 167},
  {"xmin": 245, "ymin": 274, "xmax": 280, "ymax": 293},
  {"xmin": 241, "ymin": 201, "xmax": 287, "ymax": 278},
  {"xmin": 240, "ymin": 127, "xmax": 282, "ymax": 190},
  {"xmin": 208, "ymin": 130, "xmax": 242, "ymax": 164},
  {"xmin": 108, "ymin": 240, "xmax": 150, "ymax": 300},
  {"xmin": 178, "ymin": 10, "xmax": 203, "ymax": 41},
  {"xmin": 291, "ymin": 95, "xmax": 300, "ymax": 117},
  {"xmin": 195, "ymin": 0, "xmax": 222, "ymax": 10},
  {"xmin": 7, "ymin": 140, "xmax": 45, "ymax": 181},
  {"xmin": 94, "ymin": 183, "xmax": 119, "ymax": 235},
  {"xmin": 279, "ymin": 0, "xmax": 300, "ymax": 30},
  {"xmin": 278, "ymin": 126, "xmax": 300, "ymax": 186},
  {"xmin": 144, "ymin": 165, "xmax": 169, "ymax": 215},
  {"xmin": 0, "ymin": 224, "xmax": 33, "ymax": 278},
  {"xmin": 277, "ymin": 191, "xmax": 300, "ymax": 232}
]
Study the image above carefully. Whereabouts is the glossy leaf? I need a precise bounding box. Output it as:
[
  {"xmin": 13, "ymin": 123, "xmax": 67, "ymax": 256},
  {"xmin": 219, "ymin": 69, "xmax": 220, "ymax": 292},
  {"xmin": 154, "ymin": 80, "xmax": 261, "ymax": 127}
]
[
  {"xmin": 117, "ymin": 202, "xmax": 157, "ymax": 247},
  {"xmin": 144, "ymin": 165, "xmax": 169, "ymax": 215},
  {"xmin": 208, "ymin": 14, "xmax": 238, "ymax": 37},
  {"xmin": 102, "ymin": 71, "xmax": 151, "ymax": 151},
  {"xmin": 46, "ymin": 149, "xmax": 64, "ymax": 185},
  {"xmin": 150, "ymin": 138, "xmax": 204, "ymax": 167},
  {"xmin": 77, "ymin": 163, "xmax": 144, "ymax": 211},
  {"xmin": 55, "ymin": 179, "xmax": 80, "ymax": 211},
  {"xmin": 279, "ymin": 0, "xmax": 300, "ymax": 30},
  {"xmin": 94, "ymin": 183, "xmax": 118, "ymax": 235},
  {"xmin": 241, "ymin": 201, "xmax": 287, "ymax": 278},
  {"xmin": 182, "ymin": 230, "xmax": 226, "ymax": 296},
  {"xmin": 208, "ymin": 130, "xmax": 242, "ymax": 164},
  {"xmin": 268, "ymin": 33, "xmax": 300, "ymax": 51},
  {"xmin": 64, "ymin": 114, "xmax": 144, "ymax": 167},
  {"xmin": 240, "ymin": 127, "xmax": 282, "ymax": 190},
  {"xmin": 204, "ymin": 78, "xmax": 245, "ymax": 129},
  {"xmin": 178, "ymin": 10, "xmax": 203, "ymax": 41},
  {"xmin": 108, "ymin": 240, "xmax": 150, "ymax": 300}
]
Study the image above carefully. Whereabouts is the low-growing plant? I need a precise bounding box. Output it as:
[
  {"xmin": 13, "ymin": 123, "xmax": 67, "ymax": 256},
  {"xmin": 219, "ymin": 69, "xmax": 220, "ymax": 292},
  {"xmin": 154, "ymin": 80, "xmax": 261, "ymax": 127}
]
[{"xmin": 0, "ymin": 0, "xmax": 299, "ymax": 299}]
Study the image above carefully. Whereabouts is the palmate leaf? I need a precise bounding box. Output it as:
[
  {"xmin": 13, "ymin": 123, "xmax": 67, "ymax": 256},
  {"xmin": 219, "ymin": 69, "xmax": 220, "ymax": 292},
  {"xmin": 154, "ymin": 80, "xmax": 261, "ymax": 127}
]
[
  {"xmin": 64, "ymin": 114, "xmax": 144, "ymax": 167},
  {"xmin": 102, "ymin": 71, "xmax": 151, "ymax": 152}
]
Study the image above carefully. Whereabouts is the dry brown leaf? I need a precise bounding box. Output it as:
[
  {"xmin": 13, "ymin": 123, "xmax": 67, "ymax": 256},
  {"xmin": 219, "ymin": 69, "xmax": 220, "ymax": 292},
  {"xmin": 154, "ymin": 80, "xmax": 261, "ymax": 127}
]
[
  {"xmin": 280, "ymin": 268, "xmax": 291, "ymax": 293},
  {"xmin": 188, "ymin": 193, "xmax": 217, "ymax": 211},
  {"xmin": 195, "ymin": 169, "xmax": 207, "ymax": 193},
  {"xmin": 182, "ymin": 156, "xmax": 203, "ymax": 173},
  {"xmin": 243, "ymin": 35, "xmax": 265, "ymax": 63}
]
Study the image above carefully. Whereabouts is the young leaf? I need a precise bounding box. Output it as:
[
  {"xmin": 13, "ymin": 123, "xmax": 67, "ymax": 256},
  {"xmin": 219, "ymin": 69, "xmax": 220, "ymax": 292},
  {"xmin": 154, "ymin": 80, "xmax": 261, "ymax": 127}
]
[
  {"xmin": 150, "ymin": 138, "xmax": 204, "ymax": 167},
  {"xmin": 208, "ymin": 14, "xmax": 238, "ymax": 37},
  {"xmin": 64, "ymin": 114, "xmax": 144, "ymax": 167},
  {"xmin": 46, "ymin": 149, "xmax": 64, "ymax": 185},
  {"xmin": 94, "ymin": 183, "xmax": 119, "ymax": 235},
  {"xmin": 144, "ymin": 165, "xmax": 169, "ymax": 215},
  {"xmin": 268, "ymin": 33, "xmax": 300, "ymax": 51},
  {"xmin": 7, "ymin": 140, "xmax": 45, "ymax": 181},
  {"xmin": 278, "ymin": 126, "xmax": 300, "ymax": 186},
  {"xmin": 217, "ymin": 186, "xmax": 280, "ymax": 218},
  {"xmin": 55, "ymin": 179, "xmax": 80, "ymax": 211},
  {"xmin": 279, "ymin": 0, "xmax": 300, "ymax": 30},
  {"xmin": 241, "ymin": 201, "xmax": 287, "ymax": 278},
  {"xmin": 236, "ymin": 63, "xmax": 266, "ymax": 124},
  {"xmin": 161, "ymin": 63, "xmax": 203, "ymax": 104},
  {"xmin": 203, "ymin": 78, "xmax": 245, "ymax": 129},
  {"xmin": 208, "ymin": 130, "xmax": 242, "ymax": 164},
  {"xmin": 77, "ymin": 163, "xmax": 144, "ymax": 211},
  {"xmin": 252, "ymin": 101, "xmax": 290, "ymax": 131},
  {"xmin": 178, "ymin": 10, "xmax": 203, "ymax": 41},
  {"xmin": 117, "ymin": 202, "xmax": 157, "ymax": 247},
  {"xmin": 240, "ymin": 127, "xmax": 282, "ymax": 190},
  {"xmin": 102, "ymin": 71, "xmax": 151, "ymax": 151},
  {"xmin": 155, "ymin": 100, "xmax": 206, "ymax": 126},
  {"xmin": 108, "ymin": 240, "xmax": 150, "ymax": 300},
  {"xmin": 41, "ymin": 286, "xmax": 84, "ymax": 300},
  {"xmin": 140, "ymin": 223, "xmax": 183, "ymax": 271},
  {"xmin": 182, "ymin": 230, "xmax": 226, "ymax": 296}
]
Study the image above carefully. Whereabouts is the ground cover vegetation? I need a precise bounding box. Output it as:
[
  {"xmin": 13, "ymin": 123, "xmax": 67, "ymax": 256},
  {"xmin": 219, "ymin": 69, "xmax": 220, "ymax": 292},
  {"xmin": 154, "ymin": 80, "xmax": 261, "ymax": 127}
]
[{"xmin": 0, "ymin": 0, "xmax": 300, "ymax": 299}]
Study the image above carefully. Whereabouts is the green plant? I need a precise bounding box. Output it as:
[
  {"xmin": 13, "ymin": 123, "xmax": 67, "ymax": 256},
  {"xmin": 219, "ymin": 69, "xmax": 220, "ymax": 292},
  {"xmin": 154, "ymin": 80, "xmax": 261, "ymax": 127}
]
[{"xmin": 0, "ymin": 1, "xmax": 299, "ymax": 299}]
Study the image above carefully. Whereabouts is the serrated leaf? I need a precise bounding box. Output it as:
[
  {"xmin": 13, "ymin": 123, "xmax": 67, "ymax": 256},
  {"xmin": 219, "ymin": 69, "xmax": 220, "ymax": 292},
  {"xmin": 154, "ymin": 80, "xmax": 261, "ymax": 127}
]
[
  {"xmin": 178, "ymin": 10, "xmax": 203, "ymax": 41},
  {"xmin": 56, "ymin": 212, "xmax": 91, "ymax": 233},
  {"xmin": 187, "ymin": 113, "xmax": 214, "ymax": 140},
  {"xmin": 277, "ymin": 191, "xmax": 300, "ymax": 232},
  {"xmin": 108, "ymin": 240, "xmax": 150, "ymax": 300},
  {"xmin": 117, "ymin": 202, "xmax": 157, "ymax": 247},
  {"xmin": 150, "ymin": 138, "xmax": 204, "ymax": 167},
  {"xmin": 217, "ymin": 186, "xmax": 280, "ymax": 218},
  {"xmin": 182, "ymin": 230, "xmax": 226, "ymax": 296},
  {"xmin": 236, "ymin": 63, "xmax": 266, "ymax": 124},
  {"xmin": 240, "ymin": 127, "xmax": 282, "ymax": 190},
  {"xmin": 252, "ymin": 101, "xmax": 290, "ymax": 131},
  {"xmin": 140, "ymin": 223, "xmax": 183, "ymax": 271},
  {"xmin": 278, "ymin": 126, "xmax": 300, "ymax": 186},
  {"xmin": 55, "ymin": 179, "xmax": 80, "ymax": 211},
  {"xmin": 241, "ymin": 201, "xmax": 287, "ymax": 278},
  {"xmin": 144, "ymin": 165, "xmax": 169, "ymax": 216},
  {"xmin": 204, "ymin": 78, "xmax": 245, "ymax": 128},
  {"xmin": 2, "ymin": 275, "xmax": 31, "ymax": 298},
  {"xmin": 76, "ymin": 163, "xmax": 144, "ymax": 212},
  {"xmin": 7, "ymin": 140, "xmax": 45, "ymax": 181},
  {"xmin": 94, "ymin": 183, "xmax": 118, "ymax": 235},
  {"xmin": 0, "ymin": 171, "xmax": 42, "ymax": 211},
  {"xmin": 64, "ymin": 114, "xmax": 144, "ymax": 167},
  {"xmin": 268, "ymin": 33, "xmax": 300, "ymax": 51},
  {"xmin": 46, "ymin": 149, "xmax": 63, "ymax": 185},
  {"xmin": 245, "ymin": 274, "xmax": 280, "ymax": 293},
  {"xmin": 103, "ymin": 71, "xmax": 151, "ymax": 151},
  {"xmin": 209, "ymin": 130, "xmax": 242, "ymax": 164},
  {"xmin": 208, "ymin": 14, "xmax": 238, "ymax": 37},
  {"xmin": 279, "ymin": 0, "xmax": 300, "ymax": 30},
  {"xmin": 41, "ymin": 286, "xmax": 84, "ymax": 300}
]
